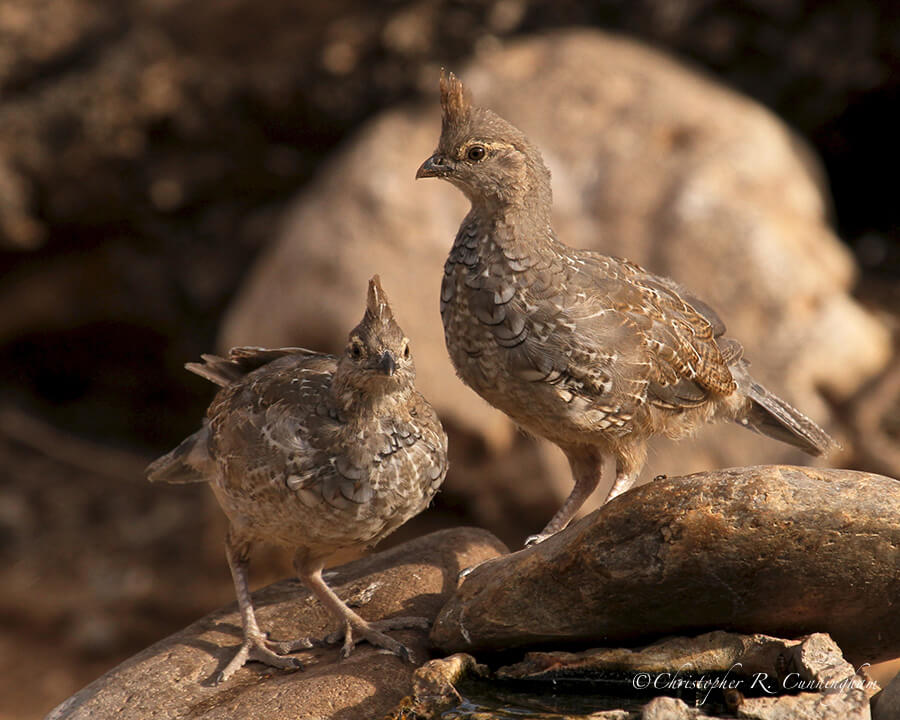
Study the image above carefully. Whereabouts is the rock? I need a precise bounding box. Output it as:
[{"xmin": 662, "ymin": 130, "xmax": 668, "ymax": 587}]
[
  {"xmin": 393, "ymin": 632, "xmax": 875, "ymax": 719},
  {"xmin": 641, "ymin": 696, "xmax": 713, "ymax": 719},
  {"xmin": 388, "ymin": 653, "xmax": 489, "ymax": 719},
  {"xmin": 431, "ymin": 466, "xmax": 900, "ymax": 666},
  {"xmin": 46, "ymin": 527, "xmax": 507, "ymax": 720},
  {"xmin": 220, "ymin": 30, "xmax": 891, "ymax": 543},
  {"xmin": 872, "ymin": 668, "xmax": 900, "ymax": 720},
  {"xmin": 738, "ymin": 690, "xmax": 871, "ymax": 720},
  {"xmin": 411, "ymin": 653, "xmax": 488, "ymax": 705},
  {"xmin": 497, "ymin": 632, "xmax": 875, "ymax": 695}
]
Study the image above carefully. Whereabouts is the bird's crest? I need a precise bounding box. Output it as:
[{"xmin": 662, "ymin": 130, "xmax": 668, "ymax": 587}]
[
  {"xmin": 365, "ymin": 275, "xmax": 395, "ymax": 326},
  {"xmin": 440, "ymin": 70, "xmax": 471, "ymax": 129}
]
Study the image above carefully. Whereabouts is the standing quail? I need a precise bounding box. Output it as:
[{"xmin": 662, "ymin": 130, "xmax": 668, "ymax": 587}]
[
  {"xmin": 146, "ymin": 276, "xmax": 448, "ymax": 682},
  {"xmin": 417, "ymin": 72, "xmax": 835, "ymax": 544}
]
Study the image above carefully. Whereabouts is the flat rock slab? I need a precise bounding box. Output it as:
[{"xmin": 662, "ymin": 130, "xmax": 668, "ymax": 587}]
[
  {"xmin": 394, "ymin": 637, "xmax": 875, "ymax": 720},
  {"xmin": 431, "ymin": 466, "xmax": 900, "ymax": 665},
  {"xmin": 48, "ymin": 527, "xmax": 507, "ymax": 720},
  {"xmin": 641, "ymin": 691, "xmax": 872, "ymax": 720},
  {"xmin": 496, "ymin": 631, "xmax": 875, "ymax": 695}
]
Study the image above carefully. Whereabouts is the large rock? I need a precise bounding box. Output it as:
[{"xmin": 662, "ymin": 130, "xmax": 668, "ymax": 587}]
[
  {"xmin": 46, "ymin": 527, "xmax": 506, "ymax": 720},
  {"xmin": 496, "ymin": 632, "xmax": 872, "ymax": 692},
  {"xmin": 220, "ymin": 31, "xmax": 890, "ymax": 543},
  {"xmin": 431, "ymin": 466, "xmax": 900, "ymax": 665},
  {"xmin": 873, "ymin": 669, "xmax": 900, "ymax": 720}
]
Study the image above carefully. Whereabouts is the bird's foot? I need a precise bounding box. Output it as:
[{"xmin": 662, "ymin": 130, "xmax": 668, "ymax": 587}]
[
  {"xmin": 458, "ymin": 556, "xmax": 496, "ymax": 580},
  {"xmin": 216, "ymin": 632, "xmax": 308, "ymax": 684},
  {"xmin": 324, "ymin": 616, "xmax": 429, "ymax": 664},
  {"xmin": 524, "ymin": 532, "xmax": 552, "ymax": 547}
]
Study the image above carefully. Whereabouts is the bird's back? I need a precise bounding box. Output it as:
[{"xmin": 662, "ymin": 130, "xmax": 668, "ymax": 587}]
[
  {"xmin": 440, "ymin": 214, "xmax": 742, "ymax": 446},
  {"xmin": 155, "ymin": 347, "xmax": 447, "ymax": 550}
]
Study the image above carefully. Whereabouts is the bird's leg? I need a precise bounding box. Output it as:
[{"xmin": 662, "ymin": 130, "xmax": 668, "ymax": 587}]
[
  {"xmin": 217, "ymin": 530, "xmax": 306, "ymax": 684},
  {"xmin": 295, "ymin": 551, "xmax": 426, "ymax": 664},
  {"xmin": 525, "ymin": 448, "xmax": 603, "ymax": 546},
  {"xmin": 604, "ymin": 463, "xmax": 638, "ymax": 502}
]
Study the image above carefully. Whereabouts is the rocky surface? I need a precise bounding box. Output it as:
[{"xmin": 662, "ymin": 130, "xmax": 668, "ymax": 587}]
[
  {"xmin": 641, "ymin": 697, "xmax": 714, "ymax": 719},
  {"xmin": 393, "ymin": 633, "xmax": 876, "ymax": 719},
  {"xmin": 496, "ymin": 632, "xmax": 875, "ymax": 693},
  {"xmin": 220, "ymin": 30, "xmax": 890, "ymax": 541},
  {"xmin": 431, "ymin": 466, "xmax": 900, "ymax": 666},
  {"xmin": 738, "ymin": 690, "xmax": 872, "ymax": 720},
  {"xmin": 872, "ymin": 668, "xmax": 900, "ymax": 720},
  {"xmin": 46, "ymin": 527, "xmax": 507, "ymax": 720}
]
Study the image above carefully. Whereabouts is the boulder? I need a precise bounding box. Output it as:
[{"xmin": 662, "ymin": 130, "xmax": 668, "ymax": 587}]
[
  {"xmin": 220, "ymin": 30, "xmax": 890, "ymax": 542},
  {"xmin": 46, "ymin": 527, "xmax": 506, "ymax": 720},
  {"xmin": 431, "ymin": 466, "xmax": 900, "ymax": 666},
  {"xmin": 872, "ymin": 668, "xmax": 900, "ymax": 720}
]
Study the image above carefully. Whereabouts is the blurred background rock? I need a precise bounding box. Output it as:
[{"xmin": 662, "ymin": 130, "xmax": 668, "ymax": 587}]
[{"xmin": 0, "ymin": 1, "xmax": 897, "ymax": 718}]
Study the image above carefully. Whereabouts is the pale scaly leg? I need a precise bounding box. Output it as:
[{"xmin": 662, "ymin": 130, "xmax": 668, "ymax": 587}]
[
  {"xmin": 525, "ymin": 447, "xmax": 603, "ymax": 546},
  {"xmin": 216, "ymin": 530, "xmax": 308, "ymax": 684},
  {"xmin": 604, "ymin": 461, "xmax": 638, "ymax": 502},
  {"xmin": 294, "ymin": 550, "xmax": 427, "ymax": 664}
]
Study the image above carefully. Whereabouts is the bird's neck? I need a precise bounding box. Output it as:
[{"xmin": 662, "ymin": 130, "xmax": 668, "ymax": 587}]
[
  {"xmin": 467, "ymin": 154, "xmax": 555, "ymax": 251},
  {"xmin": 466, "ymin": 193, "xmax": 556, "ymax": 258},
  {"xmin": 329, "ymin": 378, "xmax": 412, "ymax": 419}
]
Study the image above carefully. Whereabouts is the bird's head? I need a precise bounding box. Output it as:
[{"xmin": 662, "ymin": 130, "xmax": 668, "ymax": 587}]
[
  {"xmin": 416, "ymin": 71, "xmax": 551, "ymax": 213},
  {"xmin": 334, "ymin": 275, "xmax": 415, "ymax": 399}
]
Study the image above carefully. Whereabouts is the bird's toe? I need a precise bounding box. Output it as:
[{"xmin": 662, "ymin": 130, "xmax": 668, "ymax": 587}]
[{"xmin": 524, "ymin": 532, "xmax": 551, "ymax": 547}]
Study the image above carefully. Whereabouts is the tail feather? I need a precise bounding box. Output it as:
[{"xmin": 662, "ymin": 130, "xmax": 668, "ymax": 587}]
[
  {"xmin": 732, "ymin": 364, "xmax": 838, "ymax": 456},
  {"xmin": 146, "ymin": 426, "xmax": 212, "ymax": 484},
  {"xmin": 185, "ymin": 347, "xmax": 322, "ymax": 387}
]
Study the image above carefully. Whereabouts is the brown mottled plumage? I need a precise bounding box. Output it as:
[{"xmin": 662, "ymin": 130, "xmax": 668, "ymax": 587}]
[
  {"xmin": 146, "ymin": 276, "xmax": 448, "ymax": 682},
  {"xmin": 417, "ymin": 72, "xmax": 835, "ymax": 544}
]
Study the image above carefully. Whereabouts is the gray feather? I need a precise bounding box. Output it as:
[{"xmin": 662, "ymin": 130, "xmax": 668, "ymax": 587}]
[
  {"xmin": 732, "ymin": 362, "xmax": 837, "ymax": 456},
  {"xmin": 146, "ymin": 427, "xmax": 212, "ymax": 483},
  {"xmin": 186, "ymin": 347, "xmax": 325, "ymax": 387}
]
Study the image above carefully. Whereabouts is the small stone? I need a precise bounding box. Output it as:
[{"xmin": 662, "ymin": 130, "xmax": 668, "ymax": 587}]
[{"xmin": 401, "ymin": 653, "xmax": 489, "ymax": 717}]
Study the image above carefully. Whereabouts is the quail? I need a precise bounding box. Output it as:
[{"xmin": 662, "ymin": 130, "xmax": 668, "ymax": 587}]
[
  {"xmin": 146, "ymin": 276, "xmax": 448, "ymax": 682},
  {"xmin": 417, "ymin": 73, "xmax": 835, "ymax": 544}
]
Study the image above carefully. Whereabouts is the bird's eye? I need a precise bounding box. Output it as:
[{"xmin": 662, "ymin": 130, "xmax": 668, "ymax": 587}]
[
  {"xmin": 402, "ymin": 341, "xmax": 411, "ymax": 360},
  {"xmin": 349, "ymin": 342, "xmax": 363, "ymax": 360},
  {"xmin": 467, "ymin": 145, "xmax": 486, "ymax": 162}
]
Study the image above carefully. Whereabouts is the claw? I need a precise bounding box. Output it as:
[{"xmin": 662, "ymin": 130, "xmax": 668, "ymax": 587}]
[
  {"xmin": 396, "ymin": 644, "xmax": 412, "ymax": 664},
  {"xmin": 524, "ymin": 532, "xmax": 550, "ymax": 547},
  {"xmin": 216, "ymin": 634, "xmax": 307, "ymax": 684},
  {"xmin": 322, "ymin": 616, "xmax": 425, "ymax": 664}
]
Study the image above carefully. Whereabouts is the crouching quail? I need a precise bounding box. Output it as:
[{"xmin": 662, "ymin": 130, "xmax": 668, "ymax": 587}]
[
  {"xmin": 417, "ymin": 72, "xmax": 835, "ymax": 545},
  {"xmin": 146, "ymin": 276, "xmax": 448, "ymax": 682}
]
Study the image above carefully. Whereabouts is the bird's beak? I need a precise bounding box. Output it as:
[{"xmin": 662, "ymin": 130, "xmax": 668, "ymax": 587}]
[
  {"xmin": 416, "ymin": 153, "xmax": 449, "ymax": 179},
  {"xmin": 376, "ymin": 351, "xmax": 397, "ymax": 376}
]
